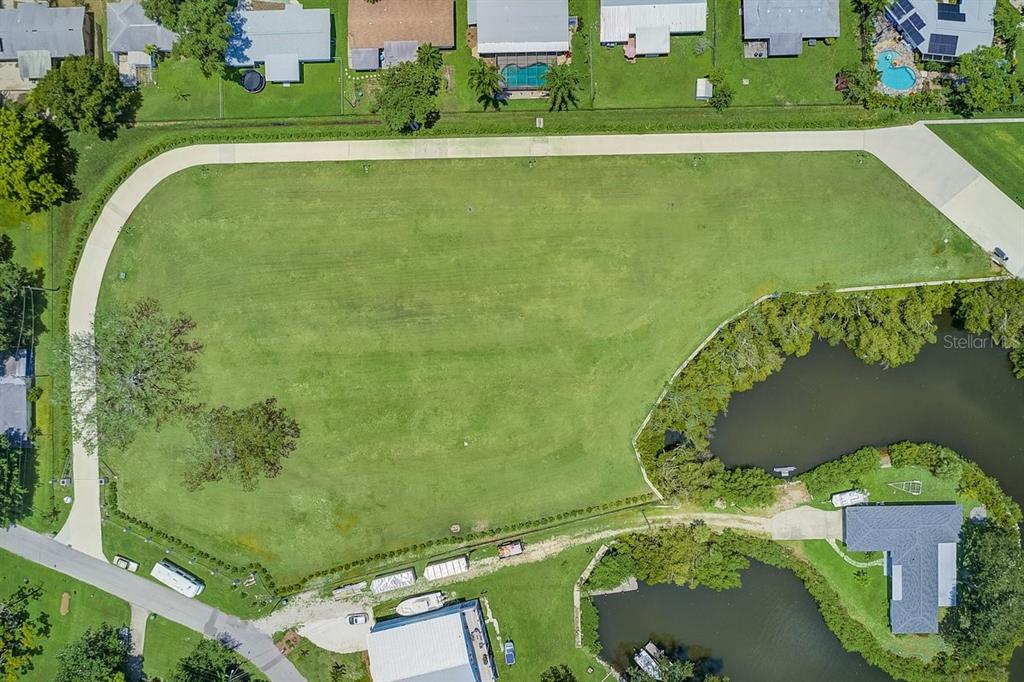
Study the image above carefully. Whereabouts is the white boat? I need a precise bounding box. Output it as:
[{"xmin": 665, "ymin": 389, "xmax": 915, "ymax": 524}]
[
  {"xmin": 396, "ymin": 592, "xmax": 445, "ymax": 616},
  {"xmin": 831, "ymin": 489, "xmax": 870, "ymax": 508},
  {"xmin": 633, "ymin": 641, "xmax": 663, "ymax": 680}
]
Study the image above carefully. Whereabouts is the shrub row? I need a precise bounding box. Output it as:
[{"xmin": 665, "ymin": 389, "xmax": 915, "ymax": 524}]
[{"xmin": 105, "ymin": 479, "xmax": 653, "ymax": 598}]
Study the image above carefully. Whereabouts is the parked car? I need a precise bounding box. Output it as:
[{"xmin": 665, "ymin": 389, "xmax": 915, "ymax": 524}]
[
  {"xmin": 497, "ymin": 540, "xmax": 524, "ymax": 559},
  {"xmin": 113, "ymin": 555, "xmax": 139, "ymax": 572},
  {"xmin": 991, "ymin": 247, "xmax": 1009, "ymax": 265},
  {"xmin": 504, "ymin": 640, "xmax": 516, "ymax": 665},
  {"xmin": 346, "ymin": 612, "xmax": 368, "ymax": 625}
]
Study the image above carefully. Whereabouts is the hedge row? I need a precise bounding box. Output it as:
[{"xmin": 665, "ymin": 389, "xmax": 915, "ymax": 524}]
[{"xmin": 105, "ymin": 477, "xmax": 654, "ymax": 598}]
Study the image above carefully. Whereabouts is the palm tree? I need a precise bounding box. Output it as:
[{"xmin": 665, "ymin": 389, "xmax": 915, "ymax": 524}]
[
  {"xmin": 416, "ymin": 43, "xmax": 443, "ymax": 71},
  {"xmin": 468, "ymin": 59, "xmax": 503, "ymax": 110},
  {"xmin": 543, "ymin": 63, "xmax": 581, "ymax": 111}
]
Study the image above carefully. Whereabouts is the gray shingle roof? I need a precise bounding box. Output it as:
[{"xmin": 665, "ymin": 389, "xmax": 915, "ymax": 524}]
[
  {"xmin": 225, "ymin": 4, "xmax": 331, "ymax": 68},
  {"xmin": 0, "ymin": 3, "xmax": 86, "ymax": 61},
  {"xmin": 0, "ymin": 350, "xmax": 30, "ymax": 446},
  {"xmin": 843, "ymin": 504, "xmax": 963, "ymax": 634},
  {"xmin": 742, "ymin": 0, "xmax": 839, "ymax": 42},
  {"xmin": 106, "ymin": 0, "xmax": 177, "ymax": 54}
]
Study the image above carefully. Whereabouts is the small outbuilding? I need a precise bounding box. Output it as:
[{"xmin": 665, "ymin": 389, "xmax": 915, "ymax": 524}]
[{"xmin": 694, "ymin": 77, "xmax": 713, "ymax": 100}]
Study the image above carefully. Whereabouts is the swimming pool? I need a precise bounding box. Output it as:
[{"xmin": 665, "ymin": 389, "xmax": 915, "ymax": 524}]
[
  {"xmin": 500, "ymin": 62, "xmax": 549, "ymax": 90},
  {"xmin": 876, "ymin": 49, "xmax": 917, "ymax": 91}
]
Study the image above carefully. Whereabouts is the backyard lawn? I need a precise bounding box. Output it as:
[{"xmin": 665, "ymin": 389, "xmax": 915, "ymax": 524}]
[
  {"xmin": 0, "ymin": 550, "xmax": 130, "ymax": 680},
  {"xmin": 97, "ymin": 152, "xmax": 988, "ymax": 582},
  {"xmin": 715, "ymin": 0, "xmax": 861, "ymax": 106},
  {"xmin": 927, "ymin": 123, "xmax": 1024, "ymax": 209},
  {"xmin": 136, "ymin": 0, "xmax": 343, "ymax": 122},
  {"xmin": 797, "ymin": 540, "xmax": 948, "ymax": 662}
]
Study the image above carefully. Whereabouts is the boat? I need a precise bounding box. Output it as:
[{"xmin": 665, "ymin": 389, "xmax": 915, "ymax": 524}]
[
  {"xmin": 396, "ymin": 592, "xmax": 445, "ymax": 616},
  {"xmin": 633, "ymin": 641, "xmax": 663, "ymax": 680}
]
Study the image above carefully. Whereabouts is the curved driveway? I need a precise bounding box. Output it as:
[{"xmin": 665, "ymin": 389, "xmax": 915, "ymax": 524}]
[{"xmin": 52, "ymin": 119, "xmax": 1023, "ymax": 633}]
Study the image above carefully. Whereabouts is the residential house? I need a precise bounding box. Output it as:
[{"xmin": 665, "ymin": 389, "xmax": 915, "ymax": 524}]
[
  {"xmin": 843, "ymin": 504, "xmax": 963, "ymax": 634},
  {"xmin": 0, "ymin": 350, "xmax": 31, "ymax": 446},
  {"xmin": 741, "ymin": 0, "xmax": 840, "ymax": 57},
  {"xmin": 0, "ymin": 2, "xmax": 90, "ymax": 89},
  {"xmin": 468, "ymin": 0, "xmax": 570, "ymax": 89},
  {"xmin": 347, "ymin": 0, "xmax": 454, "ymax": 72},
  {"xmin": 600, "ymin": 0, "xmax": 707, "ymax": 57},
  {"xmin": 225, "ymin": 3, "xmax": 330, "ymax": 84},
  {"xmin": 886, "ymin": 0, "xmax": 994, "ymax": 61},
  {"xmin": 106, "ymin": 0, "xmax": 177, "ymax": 84}
]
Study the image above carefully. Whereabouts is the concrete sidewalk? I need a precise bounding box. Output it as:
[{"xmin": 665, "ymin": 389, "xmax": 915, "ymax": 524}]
[
  {"xmin": 58, "ymin": 120, "xmax": 1023, "ymax": 576},
  {"xmin": 0, "ymin": 527, "xmax": 304, "ymax": 681}
]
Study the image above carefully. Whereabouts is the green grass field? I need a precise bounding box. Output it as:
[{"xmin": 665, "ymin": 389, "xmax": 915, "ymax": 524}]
[
  {"xmin": 806, "ymin": 464, "xmax": 962, "ymax": 510},
  {"xmin": 927, "ymin": 123, "xmax": 1024, "ymax": 208},
  {"xmin": 0, "ymin": 550, "xmax": 130, "ymax": 680},
  {"xmin": 97, "ymin": 153, "xmax": 987, "ymax": 582},
  {"xmin": 797, "ymin": 540, "xmax": 948, "ymax": 661}
]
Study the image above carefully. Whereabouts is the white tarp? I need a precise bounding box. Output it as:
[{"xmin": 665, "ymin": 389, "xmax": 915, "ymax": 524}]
[
  {"xmin": 424, "ymin": 556, "xmax": 469, "ymax": 581},
  {"xmin": 370, "ymin": 569, "xmax": 416, "ymax": 594}
]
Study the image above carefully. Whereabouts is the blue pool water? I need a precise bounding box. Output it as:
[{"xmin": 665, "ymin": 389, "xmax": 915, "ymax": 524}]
[
  {"xmin": 501, "ymin": 62, "xmax": 549, "ymax": 89},
  {"xmin": 876, "ymin": 50, "xmax": 917, "ymax": 91}
]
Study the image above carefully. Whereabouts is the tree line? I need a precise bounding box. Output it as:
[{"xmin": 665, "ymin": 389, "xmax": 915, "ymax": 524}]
[{"xmin": 637, "ymin": 280, "xmax": 1024, "ymax": 503}]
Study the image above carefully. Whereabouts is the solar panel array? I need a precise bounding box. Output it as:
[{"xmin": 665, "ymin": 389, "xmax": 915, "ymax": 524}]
[
  {"xmin": 907, "ymin": 12, "xmax": 925, "ymax": 29},
  {"xmin": 936, "ymin": 2, "xmax": 967, "ymax": 22},
  {"xmin": 927, "ymin": 33, "xmax": 959, "ymax": 56},
  {"xmin": 890, "ymin": 0, "xmax": 913, "ymax": 20},
  {"xmin": 901, "ymin": 19, "xmax": 924, "ymax": 46}
]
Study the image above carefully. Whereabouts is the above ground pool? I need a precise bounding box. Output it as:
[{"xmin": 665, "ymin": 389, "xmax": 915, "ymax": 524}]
[
  {"xmin": 876, "ymin": 49, "xmax": 917, "ymax": 91},
  {"xmin": 500, "ymin": 62, "xmax": 549, "ymax": 90}
]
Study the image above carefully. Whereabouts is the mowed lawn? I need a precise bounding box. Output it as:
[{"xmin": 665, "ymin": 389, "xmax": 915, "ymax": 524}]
[
  {"xmin": 927, "ymin": 123, "xmax": 1024, "ymax": 208},
  {"xmin": 0, "ymin": 550, "xmax": 130, "ymax": 680},
  {"xmin": 98, "ymin": 153, "xmax": 988, "ymax": 581}
]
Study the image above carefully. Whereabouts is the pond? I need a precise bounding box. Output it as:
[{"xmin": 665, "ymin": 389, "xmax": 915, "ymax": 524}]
[
  {"xmin": 596, "ymin": 314, "xmax": 1024, "ymax": 678},
  {"xmin": 595, "ymin": 563, "xmax": 893, "ymax": 682},
  {"xmin": 710, "ymin": 315, "xmax": 1024, "ymax": 500}
]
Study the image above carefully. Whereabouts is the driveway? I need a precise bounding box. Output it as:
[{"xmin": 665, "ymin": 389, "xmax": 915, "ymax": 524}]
[
  {"xmin": 57, "ymin": 120, "xmax": 1023, "ymax": 587},
  {"xmin": 769, "ymin": 507, "xmax": 843, "ymax": 540},
  {"xmin": 0, "ymin": 526, "xmax": 305, "ymax": 681}
]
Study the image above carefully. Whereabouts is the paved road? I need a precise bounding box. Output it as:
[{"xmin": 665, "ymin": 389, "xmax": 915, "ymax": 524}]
[
  {"xmin": 58, "ymin": 119, "xmax": 1023, "ymax": 579},
  {"xmin": 0, "ymin": 527, "xmax": 304, "ymax": 681}
]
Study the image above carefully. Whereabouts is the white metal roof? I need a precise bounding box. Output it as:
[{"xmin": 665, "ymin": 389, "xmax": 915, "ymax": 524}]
[
  {"xmin": 474, "ymin": 0, "xmax": 569, "ymax": 54},
  {"xmin": 600, "ymin": 0, "xmax": 707, "ymax": 43},
  {"xmin": 424, "ymin": 556, "xmax": 468, "ymax": 581},
  {"xmin": 694, "ymin": 76, "xmax": 712, "ymax": 99},
  {"xmin": 150, "ymin": 560, "xmax": 204, "ymax": 598},
  {"xmin": 634, "ymin": 24, "xmax": 670, "ymax": 53},
  {"xmin": 368, "ymin": 611, "xmax": 476, "ymax": 682}
]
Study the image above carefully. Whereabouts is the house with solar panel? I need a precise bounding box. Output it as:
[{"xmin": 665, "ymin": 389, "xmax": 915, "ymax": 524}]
[
  {"xmin": 886, "ymin": 0, "xmax": 995, "ymax": 61},
  {"xmin": 0, "ymin": 2, "xmax": 91, "ymax": 89},
  {"xmin": 225, "ymin": 3, "xmax": 330, "ymax": 84},
  {"xmin": 599, "ymin": 0, "xmax": 708, "ymax": 58},
  {"xmin": 468, "ymin": 0, "xmax": 571, "ymax": 90},
  {"xmin": 741, "ymin": 0, "xmax": 840, "ymax": 57},
  {"xmin": 843, "ymin": 504, "xmax": 963, "ymax": 634}
]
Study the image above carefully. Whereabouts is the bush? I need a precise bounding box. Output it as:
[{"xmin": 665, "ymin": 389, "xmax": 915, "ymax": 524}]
[
  {"xmin": 693, "ymin": 37, "xmax": 709, "ymax": 55},
  {"xmin": 799, "ymin": 447, "xmax": 881, "ymax": 499}
]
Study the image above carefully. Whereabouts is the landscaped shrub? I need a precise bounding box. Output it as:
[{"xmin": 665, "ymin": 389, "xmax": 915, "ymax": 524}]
[{"xmin": 799, "ymin": 447, "xmax": 881, "ymax": 499}]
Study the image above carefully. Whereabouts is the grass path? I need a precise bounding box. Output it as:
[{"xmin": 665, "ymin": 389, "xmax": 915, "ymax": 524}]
[
  {"xmin": 98, "ymin": 153, "xmax": 988, "ymax": 581},
  {"xmin": 928, "ymin": 123, "xmax": 1024, "ymax": 208}
]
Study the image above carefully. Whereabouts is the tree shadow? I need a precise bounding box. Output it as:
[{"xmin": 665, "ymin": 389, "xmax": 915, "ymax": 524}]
[{"xmin": 38, "ymin": 123, "xmax": 79, "ymax": 204}]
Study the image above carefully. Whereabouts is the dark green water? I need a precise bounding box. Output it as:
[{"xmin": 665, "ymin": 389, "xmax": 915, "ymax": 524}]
[
  {"xmin": 595, "ymin": 564, "xmax": 892, "ymax": 682},
  {"xmin": 597, "ymin": 316, "xmax": 1024, "ymax": 679}
]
